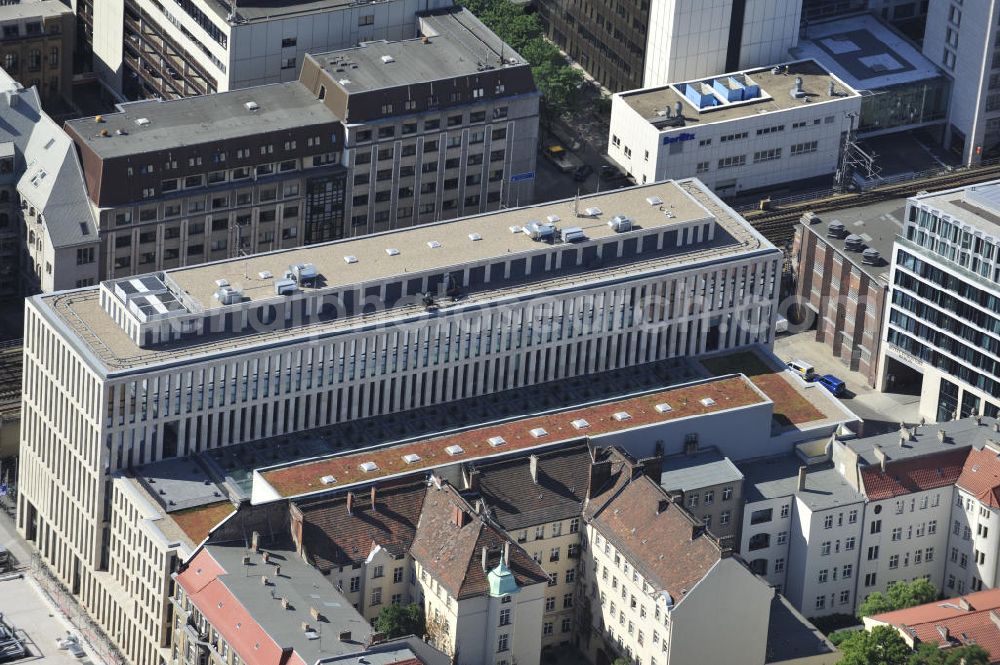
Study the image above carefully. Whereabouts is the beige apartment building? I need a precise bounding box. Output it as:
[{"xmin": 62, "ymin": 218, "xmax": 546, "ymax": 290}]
[{"xmin": 581, "ymin": 449, "xmax": 775, "ymax": 665}]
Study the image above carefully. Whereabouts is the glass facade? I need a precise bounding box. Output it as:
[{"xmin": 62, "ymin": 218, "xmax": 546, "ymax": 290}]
[{"xmin": 857, "ymin": 78, "xmax": 950, "ymax": 134}]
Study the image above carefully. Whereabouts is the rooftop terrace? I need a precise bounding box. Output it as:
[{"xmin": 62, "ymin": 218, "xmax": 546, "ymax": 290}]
[
  {"xmin": 621, "ymin": 60, "xmax": 858, "ymax": 128},
  {"xmin": 39, "ymin": 179, "xmax": 774, "ymax": 374},
  {"xmin": 317, "ymin": 9, "xmax": 527, "ymax": 93},
  {"xmin": 255, "ymin": 373, "xmax": 768, "ymax": 498},
  {"xmin": 64, "ymin": 82, "xmax": 337, "ymax": 159}
]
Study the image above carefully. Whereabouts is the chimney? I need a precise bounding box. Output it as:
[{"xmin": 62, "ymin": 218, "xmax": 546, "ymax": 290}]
[
  {"xmin": 302, "ymin": 622, "xmax": 312, "ymax": 633},
  {"xmin": 310, "ymin": 607, "xmax": 323, "ymax": 621},
  {"xmin": 251, "ymin": 531, "xmax": 260, "ymax": 552},
  {"xmin": 370, "ymin": 486, "xmax": 377, "ymax": 513},
  {"xmin": 797, "ymin": 466, "xmax": 807, "ymax": 491},
  {"xmin": 274, "ymin": 565, "xmax": 281, "ymax": 577},
  {"xmin": 281, "ymin": 598, "xmax": 290, "ymax": 610},
  {"xmin": 262, "ymin": 551, "xmax": 270, "ymax": 564},
  {"xmin": 674, "ymin": 100, "xmax": 683, "ymax": 118},
  {"xmin": 529, "ymin": 455, "xmax": 539, "ymax": 484},
  {"xmin": 975, "ymin": 414, "xmax": 983, "ymax": 426},
  {"xmin": 828, "ymin": 81, "xmax": 835, "ymax": 96},
  {"xmin": 899, "ymin": 434, "xmax": 907, "ymax": 448},
  {"xmin": 339, "ymin": 630, "xmax": 352, "ymax": 642},
  {"xmin": 466, "ymin": 468, "xmax": 481, "ymax": 493},
  {"xmin": 657, "ymin": 499, "xmax": 670, "ymax": 514},
  {"xmin": 874, "ymin": 445, "xmax": 888, "ymax": 472},
  {"xmin": 261, "ymin": 575, "xmax": 269, "ymax": 586},
  {"xmin": 347, "ymin": 491, "xmax": 354, "ymax": 515},
  {"xmin": 938, "ymin": 429, "xmax": 947, "ymax": 442},
  {"xmin": 481, "ymin": 546, "xmax": 488, "ymax": 572}
]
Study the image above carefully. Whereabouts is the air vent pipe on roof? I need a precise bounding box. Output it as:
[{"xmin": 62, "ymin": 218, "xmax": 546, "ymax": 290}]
[{"xmin": 674, "ymin": 101, "xmax": 683, "ymax": 118}]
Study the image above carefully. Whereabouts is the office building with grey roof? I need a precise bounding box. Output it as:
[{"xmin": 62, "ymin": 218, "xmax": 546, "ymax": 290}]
[
  {"xmin": 59, "ymin": 8, "xmax": 538, "ymax": 288},
  {"xmin": 84, "ymin": 0, "xmax": 452, "ymax": 101}
]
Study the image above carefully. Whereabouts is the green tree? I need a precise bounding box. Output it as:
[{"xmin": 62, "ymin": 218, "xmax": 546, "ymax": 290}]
[
  {"xmin": 908, "ymin": 642, "xmax": 990, "ymax": 665},
  {"xmin": 374, "ymin": 602, "xmax": 425, "ymax": 639},
  {"xmin": 837, "ymin": 626, "xmax": 911, "ymax": 665},
  {"xmin": 856, "ymin": 579, "xmax": 939, "ymax": 618}
]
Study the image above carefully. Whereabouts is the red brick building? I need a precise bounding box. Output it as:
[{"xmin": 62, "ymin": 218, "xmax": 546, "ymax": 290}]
[{"xmin": 791, "ymin": 202, "xmax": 902, "ymax": 387}]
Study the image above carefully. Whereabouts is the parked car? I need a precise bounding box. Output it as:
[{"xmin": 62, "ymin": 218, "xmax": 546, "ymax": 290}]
[
  {"xmin": 786, "ymin": 359, "xmax": 816, "ymax": 380},
  {"xmin": 815, "ymin": 374, "xmax": 846, "ymax": 397},
  {"xmin": 573, "ymin": 164, "xmax": 594, "ymax": 181}
]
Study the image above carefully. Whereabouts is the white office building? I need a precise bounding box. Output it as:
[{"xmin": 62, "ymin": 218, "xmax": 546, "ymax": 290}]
[
  {"xmin": 608, "ymin": 60, "xmax": 861, "ymax": 198},
  {"xmin": 85, "ymin": 0, "xmax": 452, "ymax": 99},
  {"xmin": 642, "ymin": 0, "xmax": 803, "ymax": 89},
  {"xmin": 17, "ymin": 179, "xmax": 780, "ymax": 663},
  {"xmin": 921, "ymin": 0, "xmax": 1000, "ymax": 164},
  {"xmin": 882, "ymin": 181, "xmax": 1000, "ymax": 423}
]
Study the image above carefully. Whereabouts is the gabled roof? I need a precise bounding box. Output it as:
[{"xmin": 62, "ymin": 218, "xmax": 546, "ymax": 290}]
[
  {"xmin": 409, "ymin": 482, "xmax": 548, "ymax": 600},
  {"xmin": 474, "ymin": 442, "xmax": 591, "ymax": 531},
  {"xmin": 295, "ymin": 478, "xmax": 427, "ymax": 572},
  {"xmin": 870, "ymin": 588, "xmax": 1000, "ymax": 663},
  {"xmin": 0, "ymin": 70, "xmax": 97, "ymax": 248},
  {"xmin": 860, "ymin": 447, "xmax": 969, "ymax": 500},
  {"xmin": 956, "ymin": 446, "xmax": 1000, "ymax": 509},
  {"xmin": 586, "ymin": 466, "xmax": 722, "ymax": 604}
]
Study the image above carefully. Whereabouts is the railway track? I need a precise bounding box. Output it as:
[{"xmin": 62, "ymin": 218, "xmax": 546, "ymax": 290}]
[{"xmin": 743, "ymin": 162, "xmax": 1000, "ymax": 247}]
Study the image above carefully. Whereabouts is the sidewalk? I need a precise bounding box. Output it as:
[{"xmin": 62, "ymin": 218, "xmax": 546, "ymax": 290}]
[{"xmin": 0, "ymin": 500, "xmax": 108, "ymax": 665}]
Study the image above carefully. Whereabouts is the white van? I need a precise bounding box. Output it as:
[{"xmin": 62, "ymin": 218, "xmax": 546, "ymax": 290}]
[{"xmin": 786, "ymin": 359, "xmax": 815, "ymax": 380}]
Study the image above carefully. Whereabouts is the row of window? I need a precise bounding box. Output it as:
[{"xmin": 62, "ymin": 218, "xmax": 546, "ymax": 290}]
[{"xmin": 356, "ymin": 111, "xmax": 509, "ymax": 143}]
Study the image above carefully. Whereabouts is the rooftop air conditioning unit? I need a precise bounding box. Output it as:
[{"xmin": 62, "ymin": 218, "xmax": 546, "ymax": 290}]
[
  {"xmin": 274, "ymin": 278, "xmax": 297, "ymax": 296},
  {"xmin": 862, "ymin": 248, "xmax": 881, "ymax": 265},
  {"xmin": 608, "ymin": 215, "xmax": 632, "ymax": 233}
]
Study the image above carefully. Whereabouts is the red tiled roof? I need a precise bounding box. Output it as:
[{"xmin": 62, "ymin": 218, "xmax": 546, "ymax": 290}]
[
  {"xmin": 409, "ymin": 482, "xmax": 549, "ymax": 599},
  {"xmin": 176, "ymin": 549, "xmax": 308, "ymax": 665},
  {"xmin": 295, "ymin": 478, "xmax": 427, "ymax": 572},
  {"xmin": 860, "ymin": 448, "xmax": 970, "ymax": 500},
  {"xmin": 261, "ymin": 376, "xmax": 765, "ymax": 497},
  {"xmin": 957, "ymin": 447, "xmax": 1000, "ymax": 509},
  {"xmin": 586, "ymin": 470, "xmax": 721, "ymax": 603},
  {"xmin": 871, "ymin": 588, "xmax": 1000, "ymax": 662}
]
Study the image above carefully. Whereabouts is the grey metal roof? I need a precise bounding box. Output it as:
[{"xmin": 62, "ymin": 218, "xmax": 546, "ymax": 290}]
[
  {"xmin": 740, "ymin": 455, "xmax": 863, "ymax": 511},
  {"xmin": 135, "ymin": 457, "xmax": 229, "ymax": 513},
  {"xmin": 65, "ymin": 82, "xmax": 339, "ymax": 159},
  {"xmin": 323, "ymin": 636, "xmax": 450, "ymax": 665},
  {"xmin": 206, "ymin": 542, "xmax": 372, "ymax": 663},
  {"xmin": 845, "ymin": 416, "xmax": 1000, "ymax": 466},
  {"xmin": 765, "ymin": 594, "xmax": 837, "ymax": 663},
  {"xmin": 800, "ymin": 196, "xmax": 904, "ymax": 284},
  {"xmin": 660, "ymin": 448, "xmax": 743, "ymax": 493},
  {"xmin": 0, "ymin": 69, "xmax": 97, "ymax": 248},
  {"xmin": 318, "ymin": 9, "xmax": 527, "ymax": 93}
]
